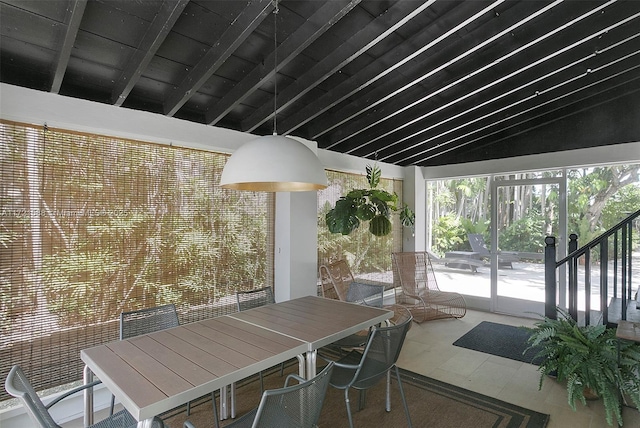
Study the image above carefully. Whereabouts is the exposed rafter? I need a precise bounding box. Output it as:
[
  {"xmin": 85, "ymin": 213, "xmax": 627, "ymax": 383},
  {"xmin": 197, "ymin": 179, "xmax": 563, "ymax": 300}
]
[
  {"xmin": 1, "ymin": 0, "xmax": 638, "ymax": 167},
  {"xmin": 50, "ymin": 0, "xmax": 87, "ymax": 93},
  {"xmin": 240, "ymin": 0, "xmax": 434, "ymax": 133},
  {"xmin": 163, "ymin": 0, "xmax": 274, "ymax": 117},
  {"xmin": 206, "ymin": 0, "xmax": 360, "ymax": 126},
  {"xmin": 111, "ymin": 0, "xmax": 189, "ymax": 106}
]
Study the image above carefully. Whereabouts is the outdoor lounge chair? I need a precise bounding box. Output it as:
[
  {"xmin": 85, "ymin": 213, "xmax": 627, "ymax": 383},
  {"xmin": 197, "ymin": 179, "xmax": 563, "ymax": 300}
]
[
  {"xmin": 318, "ymin": 259, "xmax": 387, "ymax": 306},
  {"xmin": 468, "ymin": 233, "xmax": 520, "ymax": 269},
  {"xmin": 392, "ymin": 252, "xmax": 466, "ymax": 322},
  {"xmin": 318, "ymin": 260, "xmax": 389, "ymax": 350},
  {"xmin": 427, "ymin": 250, "xmax": 486, "ymax": 273}
]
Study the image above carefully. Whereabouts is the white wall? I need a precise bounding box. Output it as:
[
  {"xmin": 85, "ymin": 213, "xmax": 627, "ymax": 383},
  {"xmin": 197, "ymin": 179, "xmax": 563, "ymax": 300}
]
[{"xmin": 2, "ymin": 80, "xmax": 637, "ymax": 426}]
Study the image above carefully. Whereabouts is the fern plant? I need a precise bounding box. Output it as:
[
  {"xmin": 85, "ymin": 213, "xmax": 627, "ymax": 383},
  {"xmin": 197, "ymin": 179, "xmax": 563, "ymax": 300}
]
[{"xmin": 525, "ymin": 308, "xmax": 640, "ymax": 426}]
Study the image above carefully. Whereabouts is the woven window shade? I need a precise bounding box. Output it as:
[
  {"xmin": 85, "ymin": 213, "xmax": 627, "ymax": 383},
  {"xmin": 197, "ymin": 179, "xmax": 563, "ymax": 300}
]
[
  {"xmin": 317, "ymin": 169, "xmax": 403, "ymax": 286},
  {"xmin": 0, "ymin": 121, "xmax": 274, "ymax": 400}
]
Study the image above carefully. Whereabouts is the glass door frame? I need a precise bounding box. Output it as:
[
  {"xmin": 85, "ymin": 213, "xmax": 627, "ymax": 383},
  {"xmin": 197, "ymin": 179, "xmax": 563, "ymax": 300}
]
[{"xmin": 489, "ymin": 173, "xmax": 568, "ymax": 315}]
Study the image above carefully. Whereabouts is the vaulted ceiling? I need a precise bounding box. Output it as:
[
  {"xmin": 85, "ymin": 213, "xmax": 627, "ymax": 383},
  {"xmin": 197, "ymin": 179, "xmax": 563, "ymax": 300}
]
[{"xmin": 1, "ymin": 0, "xmax": 639, "ymax": 167}]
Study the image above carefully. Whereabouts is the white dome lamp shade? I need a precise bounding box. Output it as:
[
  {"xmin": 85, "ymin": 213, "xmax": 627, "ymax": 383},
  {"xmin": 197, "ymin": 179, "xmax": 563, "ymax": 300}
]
[
  {"xmin": 219, "ymin": 134, "xmax": 328, "ymax": 192},
  {"xmin": 220, "ymin": 1, "xmax": 327, "ymax": 192}
]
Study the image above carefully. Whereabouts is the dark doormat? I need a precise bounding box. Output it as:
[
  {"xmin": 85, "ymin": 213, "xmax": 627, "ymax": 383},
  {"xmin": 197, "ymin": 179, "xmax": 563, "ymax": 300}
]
[{"xmin": 453, "ymin": 321, "xmax": 543, "ymax": 365}]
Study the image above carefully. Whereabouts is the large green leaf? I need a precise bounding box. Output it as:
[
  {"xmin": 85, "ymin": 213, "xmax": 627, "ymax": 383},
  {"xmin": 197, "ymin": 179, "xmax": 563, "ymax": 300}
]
[
  {"xmin": 356, "ymin": 203, "xmax": 377, "ymax": 221},
  {"xmin": 366, "ymin": 164, "xmax": 381, "ymax": 188},
  {"xmin": 369, "ymin": 215, "xmax": 392, "ymax": 236},
  {"xmin": 326, "ymin": 198, "xmax": 360, "ymax": 235}
]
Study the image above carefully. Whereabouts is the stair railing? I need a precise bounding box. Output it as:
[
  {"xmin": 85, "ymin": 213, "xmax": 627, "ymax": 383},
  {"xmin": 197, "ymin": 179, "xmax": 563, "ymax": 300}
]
[{"xmin": 544, "ymin": 208, "xmax": 639, "ymax": 325}]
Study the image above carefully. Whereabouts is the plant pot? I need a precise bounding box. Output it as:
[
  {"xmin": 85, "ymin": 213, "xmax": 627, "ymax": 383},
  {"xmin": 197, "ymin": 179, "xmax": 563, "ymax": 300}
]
[{"xmin": 583, "ymin": 387, "xmax": 599, "ymax": 401}]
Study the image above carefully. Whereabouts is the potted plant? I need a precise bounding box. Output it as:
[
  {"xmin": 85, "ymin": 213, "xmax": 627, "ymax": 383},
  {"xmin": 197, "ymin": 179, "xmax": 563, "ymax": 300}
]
[
  {"xmin": 325, "ymin": 164, "xmax": 414, "ymax": 237},
  {"xmin": 525, "ymin": 308, "xmax": 640, "ymax": 426}
]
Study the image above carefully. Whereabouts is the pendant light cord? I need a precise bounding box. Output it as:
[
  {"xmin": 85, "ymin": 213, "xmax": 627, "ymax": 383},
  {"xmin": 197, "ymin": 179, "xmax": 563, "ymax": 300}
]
[{"xmin": 272, "ymin": 0, "xmax": 279, "ymax": 136}]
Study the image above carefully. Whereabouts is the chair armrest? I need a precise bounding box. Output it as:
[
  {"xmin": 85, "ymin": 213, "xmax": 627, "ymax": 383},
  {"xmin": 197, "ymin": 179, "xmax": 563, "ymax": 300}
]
[
  {"xmin": 316, "ymin": 349, "xmax": 362, "ymax": 369},
  {"xmin": 45, "ymin": 379, "xmax": 102, "ymax": 410},
  {"xmin": 331, "ymin": 361, "xmax": 360, "ymax": 370},
  {"xmin": 284, "ymin": 373, "xmax": 306, "ymax": 387},
  {"xmin": 184, "ymin": 421, "xmax": 197, "ymax": 428}
]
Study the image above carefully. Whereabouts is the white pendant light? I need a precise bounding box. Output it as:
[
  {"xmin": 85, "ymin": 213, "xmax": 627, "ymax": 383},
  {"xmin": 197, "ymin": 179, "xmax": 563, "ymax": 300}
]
[
  {"xmin": 220, "ymin": 1, "xmax": 327, "ymax": 192},
  {"xmin": 220, "ymin": 134, "xmax": 328, "ymax": 191}
]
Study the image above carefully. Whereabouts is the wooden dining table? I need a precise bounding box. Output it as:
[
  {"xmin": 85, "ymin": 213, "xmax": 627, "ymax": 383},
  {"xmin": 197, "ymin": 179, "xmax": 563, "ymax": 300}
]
[
  {"xmin": 229, "ymin": 295, "xmax": 392, "ymax": 378},
  {"xmin": 81, "ymin": 295, "xmax": 392, "ymax": 428}
]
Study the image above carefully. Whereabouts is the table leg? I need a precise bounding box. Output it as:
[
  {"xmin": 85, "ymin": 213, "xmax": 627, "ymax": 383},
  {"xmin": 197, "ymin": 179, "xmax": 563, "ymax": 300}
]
[
  {"xmin": 220, "ymin": 386, "xmax": 228, "ymax": 420},
  {"xmin": 83, "ymin": 365, "xmax": 94, "ymax": 428},
  {"xmin": 305, "ymin": 351, "xmax": 316, "ymax": 379},
  {"xmin": 230, "ymin": 382, "xmax": 236, "ymax": 419}
]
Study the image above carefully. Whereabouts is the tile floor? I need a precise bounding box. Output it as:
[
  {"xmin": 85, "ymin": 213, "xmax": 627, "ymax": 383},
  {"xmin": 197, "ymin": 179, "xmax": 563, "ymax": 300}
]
[
  {"xmin": 398, "ymin": 309, "xmax": 640, "ymax": 428},
  {"xmin": 63, "ymin": 309, "xmax": 640, "ymax": 428}
]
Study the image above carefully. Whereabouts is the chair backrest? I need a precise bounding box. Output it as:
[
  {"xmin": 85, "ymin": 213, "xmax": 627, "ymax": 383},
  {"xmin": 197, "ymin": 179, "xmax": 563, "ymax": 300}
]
[
  {"xmin": 236, "ymin": 286, "xmax": 275, "ymax": 311},
  {"xmin": 5, "ymin": 365, "xmax": 61, "ymax": 428},
  {"xmin": 352, "ymin": 310, "xmax": 413, "ymax": 390},
  {"xmin": 318, "ymin": 259, "xmax": 354, "ymax": 301},
  {"xmin": 468, "ymin": 233, "xmax": 490, "ymax": 256},
  {"xmin": 387, "ymin": 304, "xmax": 413, "ymax": 327},
  {"xmin": 252, "ymin": 362, "xmax": 334, "ymax": 428},
  {"xmin": 120, "ymin": 303, "xmax": 179, "ymax": 339},
  {"xmin": 345, "ymin": 281, "xmax": 384, "ymax": 307},
  {"xmin": 392, "ymin": 252, "xmax": 441, "ymax": 297}
]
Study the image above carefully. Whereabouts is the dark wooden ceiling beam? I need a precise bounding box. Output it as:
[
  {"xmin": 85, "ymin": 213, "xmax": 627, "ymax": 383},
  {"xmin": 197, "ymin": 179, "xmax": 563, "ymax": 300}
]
[
  {"xmin": 205, "ymin": 0, "xmax": 360, "ymax": 126},
  {"xmin": 393, "ymin": 68, "xmax": 640, "ymax": 165},
  {"xmin": 360, "ymin": 7, "xmax": 640, "ymax": 162},
  {"xmin": 415, "ymin": 79, "xmax": 640, "ymax": 166},
  {"xmin": 321, "ymin": 1, "xmax": 634, "ymax": 157},
  {"xmin": 278, "ymin": 0, "xmax": 489, "ymax": 136},
  {"xmin": 240, "ymin": 0, "xmax": 434, "ymax": 133},
  {"xmin": 49, "ymin": 0, "xmax": 87, "ymax": 94},
  {"xmin": 315, "ymin": 0, "xmax": 570, "ymax": 149},
  {"xmin": 372, "ymin": 28, "xmax": 640, "ymax": 163},
  {"xmin": 163, "ymin": 0, "xmax": 274, "ymax": 117},
  {"xmin": 111, "ymin": 0, "xmax": 188, "ymax": 106}
]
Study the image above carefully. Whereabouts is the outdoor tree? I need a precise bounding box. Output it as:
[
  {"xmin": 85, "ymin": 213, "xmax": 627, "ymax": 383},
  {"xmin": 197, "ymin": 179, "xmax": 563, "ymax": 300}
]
[{"xmin": 568, "ymin": 165, "xmax": 640, "ymax": 243}]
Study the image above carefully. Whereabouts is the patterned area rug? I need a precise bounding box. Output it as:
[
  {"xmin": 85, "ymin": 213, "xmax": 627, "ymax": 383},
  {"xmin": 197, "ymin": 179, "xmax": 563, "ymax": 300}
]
[{"xmin": 162, "ymin": 359, "xmax": 549, "ymax": 428}]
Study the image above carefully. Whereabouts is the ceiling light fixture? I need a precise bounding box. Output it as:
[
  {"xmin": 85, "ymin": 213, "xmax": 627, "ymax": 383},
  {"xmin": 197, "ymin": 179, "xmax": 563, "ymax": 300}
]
[{"xmin": 220, "ymin": 0, "xmax": 327, "ymax": 192}]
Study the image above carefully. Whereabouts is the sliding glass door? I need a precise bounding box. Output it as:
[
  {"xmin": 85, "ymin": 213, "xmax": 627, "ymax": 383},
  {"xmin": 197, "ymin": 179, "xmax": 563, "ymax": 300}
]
[{"xmin": 490, "ymin": 176, "xmax": 565, "ymax": 317}]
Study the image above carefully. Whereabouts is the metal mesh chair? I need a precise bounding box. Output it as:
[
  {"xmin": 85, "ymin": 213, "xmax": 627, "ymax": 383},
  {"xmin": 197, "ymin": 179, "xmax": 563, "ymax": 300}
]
[
  {"xmin": 119, "ymin": 304, "xmax": 219, "ymax": 427},
  {"xmin": 236, "ymin": 286, "xmax": 275, "ymax": 311},
  {"xmin": 326, "ymin": 307, "xmax": 413, "ymax": 428},
  {"xmin": 184, "ymin": 362, "xmax": 334, "ymax": 428},
  {"xmin": 392, "ymin": 251, "xmax": 466, "ymax": 323},
  {"xmin": 5, "ymin": 364, "xmax": 165, "ymax": 428},
  {"xmin": 119, "ymin": 303, "xmax": 180, "ymax": 339},
  {"xmin": 235, "ymin": 287, "xmax": 282, "ymax": 393},
  {"xmin": 346, "ymin": 281, "xmax": 385, "ymax": 307}
]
